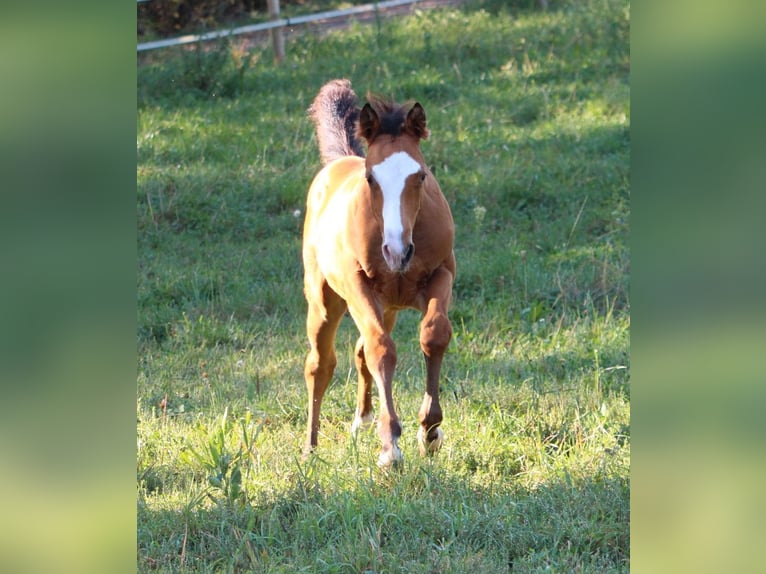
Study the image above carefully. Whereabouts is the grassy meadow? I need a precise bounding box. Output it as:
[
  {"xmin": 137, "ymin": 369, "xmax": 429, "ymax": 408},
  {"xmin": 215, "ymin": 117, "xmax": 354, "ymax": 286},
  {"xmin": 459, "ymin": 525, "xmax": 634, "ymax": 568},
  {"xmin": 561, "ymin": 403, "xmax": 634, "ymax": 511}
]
[{"xmin": 137, "ymin": 0, "xmax": 630, "ymax": 571}]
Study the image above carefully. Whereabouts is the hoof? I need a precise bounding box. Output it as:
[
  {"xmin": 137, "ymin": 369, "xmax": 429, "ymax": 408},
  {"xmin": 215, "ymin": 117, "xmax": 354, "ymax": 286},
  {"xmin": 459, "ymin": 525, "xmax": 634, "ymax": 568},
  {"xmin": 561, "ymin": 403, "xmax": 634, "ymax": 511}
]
[
  {"xmin": 417, "ymin": 426, "xmax": 444, "ymax": 456},
  {"xmin": 301, "ymin": 444, "xmax": 316, "ymax": 462},
  {"xmin": 377, "ymin": 444, "xmax": 403, "ymax": 469},
  {"xmin": 350, "ymin": 412, "xmax": 374, "ymax": 434}
]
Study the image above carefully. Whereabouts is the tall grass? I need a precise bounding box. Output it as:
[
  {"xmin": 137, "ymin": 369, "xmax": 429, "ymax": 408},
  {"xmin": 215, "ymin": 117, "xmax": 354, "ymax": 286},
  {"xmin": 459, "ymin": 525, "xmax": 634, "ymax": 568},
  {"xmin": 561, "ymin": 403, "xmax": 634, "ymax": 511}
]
[{"xmin": 138, "ymin": 0, "xmax": 629, "ymax": 570}]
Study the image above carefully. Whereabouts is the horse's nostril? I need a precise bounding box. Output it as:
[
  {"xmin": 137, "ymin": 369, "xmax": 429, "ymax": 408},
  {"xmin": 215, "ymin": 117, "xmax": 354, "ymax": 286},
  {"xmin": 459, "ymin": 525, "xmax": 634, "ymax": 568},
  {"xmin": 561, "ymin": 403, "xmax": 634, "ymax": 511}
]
[{"xmin": 403, "ymin": 243, "xmax": 414, "ymax": 265}]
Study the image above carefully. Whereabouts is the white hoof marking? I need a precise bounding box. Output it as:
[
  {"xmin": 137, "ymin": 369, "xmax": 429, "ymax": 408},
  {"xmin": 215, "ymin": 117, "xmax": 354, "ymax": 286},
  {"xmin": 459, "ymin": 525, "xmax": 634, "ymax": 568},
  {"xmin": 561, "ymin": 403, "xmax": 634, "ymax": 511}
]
[
  {"xmin": 351, "ymin": 412, "xmax": 373, "ymax": 434},
  {"xmin": 418, "ymin": 426, "xmax": 444, "ymax": 456},
  {"xmin": 377, "ymin": 441, "xmax": 403, "ymax": 468}
]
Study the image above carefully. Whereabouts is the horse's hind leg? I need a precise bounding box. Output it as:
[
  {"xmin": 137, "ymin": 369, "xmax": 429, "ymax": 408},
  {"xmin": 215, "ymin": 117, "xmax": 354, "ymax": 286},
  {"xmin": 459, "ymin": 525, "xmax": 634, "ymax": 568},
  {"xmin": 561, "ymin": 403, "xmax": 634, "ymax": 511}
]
[
  {"xmin": 418, "ymin": 265, "xmax": 454, "ymax": 455},
  {"xmin": 304, "ymin": 281, "xmax": 346, "ymax": 456},
  {"xmin": 351, "ymin": 335, "xmax": 373, "ymax": 433}
]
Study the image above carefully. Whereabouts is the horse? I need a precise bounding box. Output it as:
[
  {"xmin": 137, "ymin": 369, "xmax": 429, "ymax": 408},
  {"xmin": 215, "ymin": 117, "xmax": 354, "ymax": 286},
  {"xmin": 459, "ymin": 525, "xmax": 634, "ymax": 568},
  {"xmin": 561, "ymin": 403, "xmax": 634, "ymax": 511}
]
[{"xmin": 302, "ymin": 79, "xmax": 456, "ymax": 468}]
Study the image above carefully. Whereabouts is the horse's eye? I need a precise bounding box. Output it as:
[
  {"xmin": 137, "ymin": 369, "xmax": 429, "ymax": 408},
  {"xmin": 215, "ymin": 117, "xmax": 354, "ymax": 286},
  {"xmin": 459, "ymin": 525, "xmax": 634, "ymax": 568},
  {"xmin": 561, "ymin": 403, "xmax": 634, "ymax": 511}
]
[
  {"xmin": 366, "ymin": 174, "xmax": 375, "ymax": 187},
  {"xmin": 419, "ymin": 172, "xmax": 426, "ymax": 183}
]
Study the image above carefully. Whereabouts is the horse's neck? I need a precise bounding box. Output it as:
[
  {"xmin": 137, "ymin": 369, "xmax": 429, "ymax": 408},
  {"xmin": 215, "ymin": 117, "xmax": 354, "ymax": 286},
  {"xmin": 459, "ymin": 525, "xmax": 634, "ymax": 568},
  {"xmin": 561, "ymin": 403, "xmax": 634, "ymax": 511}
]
[{"xmin": 348, "ymin": 189, "xmax": 381, "ymax": 265}]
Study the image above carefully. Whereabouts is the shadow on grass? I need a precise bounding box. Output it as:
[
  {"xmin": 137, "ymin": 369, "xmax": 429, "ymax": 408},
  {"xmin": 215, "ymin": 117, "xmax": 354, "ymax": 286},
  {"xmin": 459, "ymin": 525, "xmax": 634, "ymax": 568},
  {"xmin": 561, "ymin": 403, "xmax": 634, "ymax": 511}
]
[{"xmin": 138, "ymin": 459, "xmax": 629, "ymax": 572}]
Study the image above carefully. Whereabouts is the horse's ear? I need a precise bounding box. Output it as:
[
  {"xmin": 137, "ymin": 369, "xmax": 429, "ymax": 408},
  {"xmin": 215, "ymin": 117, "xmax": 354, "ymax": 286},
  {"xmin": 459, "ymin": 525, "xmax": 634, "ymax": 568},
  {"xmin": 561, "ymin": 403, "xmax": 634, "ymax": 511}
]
[
  {"xmin": 358, "ymin": 103, "xmax": 380, "ymax": 143},
  {"xmin": 406, "ymin": 102, "xmax": 430, "ymax": 140}
]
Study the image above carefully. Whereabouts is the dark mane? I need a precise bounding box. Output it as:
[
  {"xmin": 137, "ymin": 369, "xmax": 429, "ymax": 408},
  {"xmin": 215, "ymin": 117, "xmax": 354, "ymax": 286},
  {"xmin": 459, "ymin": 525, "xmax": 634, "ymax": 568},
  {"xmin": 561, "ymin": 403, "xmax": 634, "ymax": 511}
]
[{"xmin": 359, "ymin": 94, "xmax": 412, "ymax": 138}]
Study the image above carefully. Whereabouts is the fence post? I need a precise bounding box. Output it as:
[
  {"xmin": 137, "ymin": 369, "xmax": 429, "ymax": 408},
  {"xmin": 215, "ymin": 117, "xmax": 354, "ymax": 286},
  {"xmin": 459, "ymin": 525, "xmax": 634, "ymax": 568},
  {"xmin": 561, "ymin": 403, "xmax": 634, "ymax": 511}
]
[{"xmin": 267, "ymin": 0, "xmax": 285, "ymax": 63}]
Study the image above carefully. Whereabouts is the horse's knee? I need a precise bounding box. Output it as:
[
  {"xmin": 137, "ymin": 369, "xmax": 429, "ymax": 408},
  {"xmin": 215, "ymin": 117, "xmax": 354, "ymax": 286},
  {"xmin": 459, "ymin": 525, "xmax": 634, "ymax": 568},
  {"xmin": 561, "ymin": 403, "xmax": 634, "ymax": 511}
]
[
  {"xmin": 420, "ymin": 313, "xmax": 452, "ymax": 357},
  {"xmin": 364, "ymin": 333, "xmax": 396, "ymax": 373}
]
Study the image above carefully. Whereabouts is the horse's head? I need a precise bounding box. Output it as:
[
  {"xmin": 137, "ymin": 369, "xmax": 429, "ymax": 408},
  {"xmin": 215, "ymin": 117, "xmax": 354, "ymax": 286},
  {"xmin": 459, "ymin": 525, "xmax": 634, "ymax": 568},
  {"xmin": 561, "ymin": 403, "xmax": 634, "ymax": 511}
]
[{"xmin": 358, "ymin": 98, "xmax": 430, "ymax": 273}]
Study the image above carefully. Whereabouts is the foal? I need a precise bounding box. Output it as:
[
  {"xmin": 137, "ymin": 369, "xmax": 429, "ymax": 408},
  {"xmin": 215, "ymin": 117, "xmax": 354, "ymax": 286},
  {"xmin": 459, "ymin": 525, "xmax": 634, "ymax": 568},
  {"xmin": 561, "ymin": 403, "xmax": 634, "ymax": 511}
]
[{"xmin": 302, "ymin": 79, "xmax": 456, "ymax": 467}]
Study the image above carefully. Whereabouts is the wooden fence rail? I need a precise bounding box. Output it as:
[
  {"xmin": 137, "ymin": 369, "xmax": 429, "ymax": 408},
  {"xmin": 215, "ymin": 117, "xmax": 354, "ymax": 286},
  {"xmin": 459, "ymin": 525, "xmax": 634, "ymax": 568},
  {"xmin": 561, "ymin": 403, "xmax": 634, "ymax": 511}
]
[{"xmin": 137, "ymin": 0, "xmax": 423, "ymax": 56}]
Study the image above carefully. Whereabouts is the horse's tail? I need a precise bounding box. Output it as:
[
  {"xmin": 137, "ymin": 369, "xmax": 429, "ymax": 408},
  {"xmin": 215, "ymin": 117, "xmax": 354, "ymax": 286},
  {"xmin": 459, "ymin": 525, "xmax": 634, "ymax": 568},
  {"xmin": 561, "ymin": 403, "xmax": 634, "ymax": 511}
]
[{"xmin": 308, "ymin": 79, "xmax": 365, "ymax": 166}]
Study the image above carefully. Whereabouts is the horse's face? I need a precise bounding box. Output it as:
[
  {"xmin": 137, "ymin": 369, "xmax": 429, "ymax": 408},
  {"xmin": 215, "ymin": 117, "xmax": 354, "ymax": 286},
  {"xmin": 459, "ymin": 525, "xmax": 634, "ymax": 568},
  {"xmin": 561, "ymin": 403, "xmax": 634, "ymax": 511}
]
[
  {"xmin": 359, "ymin": 101, "xmax": 430, "ymax": 273},
  {"xmin": 365, "ymin": 145, "xmax": 426, "ymax": 272}
]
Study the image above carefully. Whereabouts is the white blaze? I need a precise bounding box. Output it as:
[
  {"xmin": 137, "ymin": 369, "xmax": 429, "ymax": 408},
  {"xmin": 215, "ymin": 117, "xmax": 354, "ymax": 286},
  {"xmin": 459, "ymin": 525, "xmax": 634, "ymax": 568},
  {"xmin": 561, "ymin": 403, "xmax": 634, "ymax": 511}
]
[{"xmin": 371, "ymin": 151, "xmax": 420, "ymax": 263}]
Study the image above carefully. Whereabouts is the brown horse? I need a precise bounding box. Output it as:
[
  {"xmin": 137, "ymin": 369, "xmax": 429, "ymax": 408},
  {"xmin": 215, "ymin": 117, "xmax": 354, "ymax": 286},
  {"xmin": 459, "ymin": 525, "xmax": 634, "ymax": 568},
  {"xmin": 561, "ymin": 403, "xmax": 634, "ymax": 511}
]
[{"xmin": 302, "ymin": 79, "xmax": 456, "ymax": 467}]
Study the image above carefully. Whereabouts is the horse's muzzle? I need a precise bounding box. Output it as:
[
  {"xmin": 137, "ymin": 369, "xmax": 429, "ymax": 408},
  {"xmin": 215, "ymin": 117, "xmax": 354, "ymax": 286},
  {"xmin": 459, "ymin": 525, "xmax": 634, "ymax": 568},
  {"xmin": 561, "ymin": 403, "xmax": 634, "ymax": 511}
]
[{"xmin": 382, "ymin": 242, "xmax": 415, "ymax": 272}]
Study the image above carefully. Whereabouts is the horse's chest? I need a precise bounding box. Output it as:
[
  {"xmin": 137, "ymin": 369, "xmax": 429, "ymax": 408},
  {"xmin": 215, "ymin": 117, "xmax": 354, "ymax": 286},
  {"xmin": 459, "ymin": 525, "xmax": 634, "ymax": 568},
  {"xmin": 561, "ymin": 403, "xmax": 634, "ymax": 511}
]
[{"xmin": 372, "ymin": 273, "xmax": 427, "ymax": 309}]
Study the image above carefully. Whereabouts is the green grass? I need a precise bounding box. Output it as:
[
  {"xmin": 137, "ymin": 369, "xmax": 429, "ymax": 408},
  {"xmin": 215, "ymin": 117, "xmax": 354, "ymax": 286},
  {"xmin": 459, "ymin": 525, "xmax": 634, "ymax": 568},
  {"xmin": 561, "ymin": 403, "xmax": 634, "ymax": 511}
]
[{"xmin": 137, "ymin": 0, "xmax": 630, "ymax": 570}]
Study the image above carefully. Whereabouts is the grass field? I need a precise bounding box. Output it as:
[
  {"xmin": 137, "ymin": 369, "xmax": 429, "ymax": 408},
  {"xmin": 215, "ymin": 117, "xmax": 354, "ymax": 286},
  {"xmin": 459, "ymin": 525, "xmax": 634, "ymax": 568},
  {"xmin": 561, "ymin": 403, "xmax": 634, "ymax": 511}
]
[{"xmin": 137, "ymin": 0, "xmax": 630, "ymax": 570}]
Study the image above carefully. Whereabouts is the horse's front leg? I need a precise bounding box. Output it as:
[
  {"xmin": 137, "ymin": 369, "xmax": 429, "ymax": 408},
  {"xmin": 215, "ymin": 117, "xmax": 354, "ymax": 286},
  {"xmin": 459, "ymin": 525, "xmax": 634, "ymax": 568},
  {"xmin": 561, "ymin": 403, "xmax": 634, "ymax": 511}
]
[
  {"xmin": 351, "ymin": 310, "xmax": 397, "ymax": 435},
  {"xmin": 347, "ymin": 295, "xmax": 402, "ymax": 468},
  {"xmin": 418, "ymin": 263, "xmax": 454, "ymax": 455}
]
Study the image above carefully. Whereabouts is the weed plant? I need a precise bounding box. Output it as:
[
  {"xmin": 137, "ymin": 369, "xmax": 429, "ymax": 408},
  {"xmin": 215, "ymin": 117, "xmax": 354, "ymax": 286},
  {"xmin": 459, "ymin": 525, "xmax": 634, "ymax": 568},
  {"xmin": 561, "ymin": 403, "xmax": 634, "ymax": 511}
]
[{"xmin": 138, "ymin": 0, "xmax": 630, "ymax": 571}]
